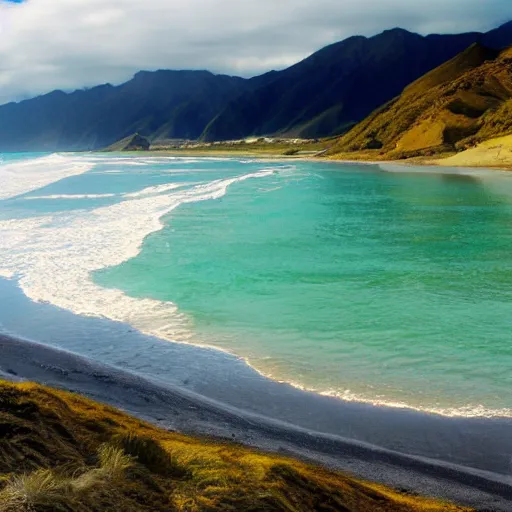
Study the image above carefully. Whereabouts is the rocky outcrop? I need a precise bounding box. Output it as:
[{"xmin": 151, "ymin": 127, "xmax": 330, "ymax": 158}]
[{"xmin": 104, "ymin": 133, "xmax": 150, "ymax": 151}]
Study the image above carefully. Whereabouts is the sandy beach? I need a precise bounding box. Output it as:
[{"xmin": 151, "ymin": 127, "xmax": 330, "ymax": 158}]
[{"xmin": 1, "ymin": 330, "xmax": 512, "ymax": 510}]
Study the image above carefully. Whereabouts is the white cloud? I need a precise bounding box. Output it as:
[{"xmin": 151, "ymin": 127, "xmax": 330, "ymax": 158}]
[{"xmin": 0, "ymin": 0, "xmax": 509, "ymax": 104}]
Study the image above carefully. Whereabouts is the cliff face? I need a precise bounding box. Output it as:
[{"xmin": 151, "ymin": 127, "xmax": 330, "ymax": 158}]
[
  {"xmin": 0, "ymin": 380, "xmax": 467, "ymax": 512},
  {"xmin": 328, "ymin": 45, "xmax": 512, "ymax": 159}
]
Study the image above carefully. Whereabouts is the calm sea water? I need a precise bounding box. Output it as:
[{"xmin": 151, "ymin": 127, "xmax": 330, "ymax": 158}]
[{"xmin": 1, "ymin": 153, "xmax": 511, "ymax": 417}]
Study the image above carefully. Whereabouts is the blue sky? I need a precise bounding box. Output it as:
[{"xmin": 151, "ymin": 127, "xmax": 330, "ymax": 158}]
[{"xmin": 0, "ymin": 0, "xmax": 510, "ymax": 104}]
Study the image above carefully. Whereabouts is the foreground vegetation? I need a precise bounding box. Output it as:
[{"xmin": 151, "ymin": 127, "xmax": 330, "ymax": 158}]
[{"xmin": 0, "ymin": 380, "xmax": 470, "ymax": 511}]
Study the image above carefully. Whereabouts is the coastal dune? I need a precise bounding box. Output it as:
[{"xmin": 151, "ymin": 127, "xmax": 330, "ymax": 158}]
[{"xmin": 1, "ymin": 334, "xmax": 512, "ymax": 511}]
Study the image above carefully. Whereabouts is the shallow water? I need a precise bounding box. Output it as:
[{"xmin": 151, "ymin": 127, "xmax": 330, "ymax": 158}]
[{"xmin": 1, "ymin": 153, "xmax": 511, "ymax": 417}]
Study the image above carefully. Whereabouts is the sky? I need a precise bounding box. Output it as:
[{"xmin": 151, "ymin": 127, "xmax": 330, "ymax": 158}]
[{"xmin": 0, "ymin": 0, "xmax": 510, "ymax": 104}]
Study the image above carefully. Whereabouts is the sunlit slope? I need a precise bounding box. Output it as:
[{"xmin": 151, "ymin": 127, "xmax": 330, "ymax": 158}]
[
  {"xmin": 0, "ymin": 380, "xmax": 469, "ymax": 512},
  {"xmin": 328, "ymin": 44, "xmax": 512, "ymax": 160}
]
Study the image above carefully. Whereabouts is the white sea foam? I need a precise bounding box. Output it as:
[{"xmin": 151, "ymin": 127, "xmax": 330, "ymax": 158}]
[
  {"xmin": 98, "ymin": 160, "xmax": 147, "ymax": 167},
  {"xmin": 251, "ymin": 366, "xmax": 512, "ymax": 418},
  {"xmin": 24, "ymin": 193, "xmax": 117, "ymax": 200},
  {"xmin": 316, "ymin": 388, "xmax": 512, "ymax": 419},
  {"xmin": 123, "ymin": 183, "xmax": 188, "ymax": 198},
  {"xmin": 0, "ymin": 167, "xmax": 276, "ymax": 345},
  {"xmin": 0, "ymin": 154, "xmax": 95, "ymax": 200}
]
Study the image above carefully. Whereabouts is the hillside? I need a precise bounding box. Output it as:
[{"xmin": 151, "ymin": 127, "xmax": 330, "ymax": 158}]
[
  {"xmin": 201, "ymin": 23, "xmax": 512, "ymax": 142},
  {"xmin": 0, "ymin": 71, "xmax": 250, "ymax": 152},
  {"xmin": 327, "ymin": 44, "xmax": 512, "ymax": 161},
  {"xmin": 0, "ymin": 380, "xmax": 469, "ymax": 512}
]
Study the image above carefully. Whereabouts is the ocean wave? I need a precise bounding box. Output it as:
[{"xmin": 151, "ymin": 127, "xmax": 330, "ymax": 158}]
[
  {"xmin": 2, "ymin": 156, "xmax": 508, "ymax": 420},
  {"xmin": 0, "ymin": 154, "xmax": 95, "ymax": 200},
  {"xmin": 0, "ymin": 167, "xmax": 276, "ymax": 349},
  {"xmin": 123, "ymin": 183, "xmax": 188, "ymax": 198}
]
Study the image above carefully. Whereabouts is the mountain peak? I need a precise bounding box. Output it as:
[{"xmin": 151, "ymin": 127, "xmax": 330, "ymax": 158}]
[
  {"xmin": 374, "ymin": 27, "xmax": 419, "ymax": 40},
  {"xmin": 133, "ymin": 69, "xmax": 212, "ymax": 80},
  {"xmin": 403, "ymin": 41, "xmax": 499, "ymax": 97},
  {"xmin": 381, "ymin": 27, "xmax": 414, "ymax": 35},
  {"xmin": 1, "ymin": 21, "xmax": 512, "ymax": 151}
]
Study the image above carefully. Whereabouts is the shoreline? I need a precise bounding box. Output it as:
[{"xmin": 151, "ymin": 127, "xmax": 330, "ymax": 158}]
[
  {"xmin": 1, "ymin": 272, "xmax": 510, "ymax": 422},
  {"xmin": 1, "ymin": 333, "xmax": 512, "ymax": 510},
  {"xmin": 100, "ymin": 148, "xmax": 512, "ymax": 172}
]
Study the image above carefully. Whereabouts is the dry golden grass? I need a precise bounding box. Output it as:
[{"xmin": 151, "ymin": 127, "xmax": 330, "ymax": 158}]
[
  {"xmin": 0, "ymin": 380, "xmax": 471, "ymax": 511},
  {"xmin": 0, "ymin": 469, "xmax": 70, "ymax": 512},
  {"xmin": 0, "ymin": 445, "xmax": 134, "ymax": 512}
]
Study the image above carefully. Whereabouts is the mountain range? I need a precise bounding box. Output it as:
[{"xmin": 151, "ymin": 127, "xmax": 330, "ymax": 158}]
[{"xmin": 0, "ymin": 21, "xmax": 511, "ymax": 152}]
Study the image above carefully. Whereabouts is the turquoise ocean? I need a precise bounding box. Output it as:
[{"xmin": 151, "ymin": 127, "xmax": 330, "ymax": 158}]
[{"xmin": 0, "ymin": 152, "xmax": 511, "ymax": 417}]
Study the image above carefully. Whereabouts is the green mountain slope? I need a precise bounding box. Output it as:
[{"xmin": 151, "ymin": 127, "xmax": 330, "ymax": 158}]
[{"xmin": 327, "ymin": 44, "xmax": 512, "ymax": 159}]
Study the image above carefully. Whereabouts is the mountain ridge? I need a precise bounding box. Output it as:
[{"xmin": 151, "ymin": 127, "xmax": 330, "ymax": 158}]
[
  {"xmin": 0, "ymin": 70, "xmax": 251, "ymax": 151},
  {"xmin": 0, "ymin": 22, "xmax": 511, "ymax": 151},
  {"xmin": 200, "ymin": 28, "xmax": 499, "ymax": 141}
]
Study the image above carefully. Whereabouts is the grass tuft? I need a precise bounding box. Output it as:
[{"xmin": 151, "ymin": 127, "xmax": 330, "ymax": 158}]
[
  {"xmin": 96, "ymin": 444, "xmax": 134, "ymax": 481},
  {"xmin": 113, "ymin": 432, "xmax": 190, "ymax": 478},
  {"xmin": 0, "ymin": 469, "xmax": 71, "ymax": 512}
]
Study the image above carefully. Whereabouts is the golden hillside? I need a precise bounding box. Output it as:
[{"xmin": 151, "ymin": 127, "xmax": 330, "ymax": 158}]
[
  {"xmin": 327, "ymin": 44, "xmax": 512, "ymax": 160},
  {"xmin": 0, "ymin": 380, "xmax": 469, "ymax": 512}
]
